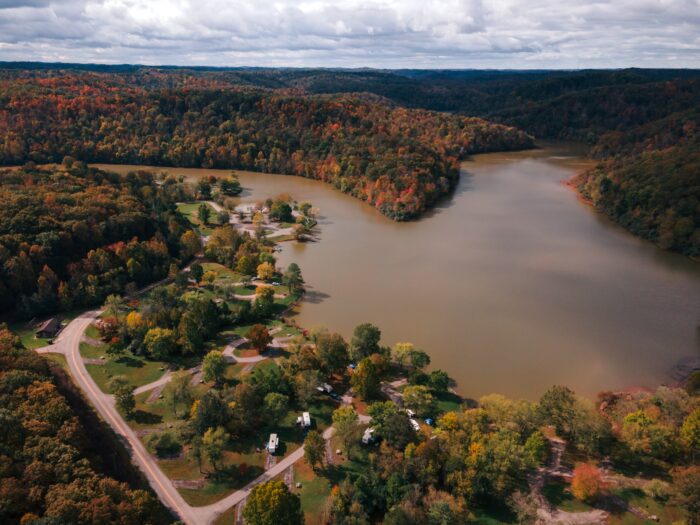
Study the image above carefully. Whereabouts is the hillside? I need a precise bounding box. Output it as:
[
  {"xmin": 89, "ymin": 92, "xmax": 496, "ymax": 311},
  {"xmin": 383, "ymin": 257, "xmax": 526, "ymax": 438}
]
[
  {"xmin": 0, "ymin": 71, "xmax": 533, "ymax": 222},
  {"xmin": 0, "ymin": 162, "xmax": 194, "ymax": 318},
  {"xmin": 0, "ymin": 325, "xmax": 170, "ymax": 524}
]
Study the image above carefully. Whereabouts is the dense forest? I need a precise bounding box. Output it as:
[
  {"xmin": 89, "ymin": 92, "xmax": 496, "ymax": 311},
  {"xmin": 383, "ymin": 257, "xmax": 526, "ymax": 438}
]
[
  {"xmin": 0, "ymin": 71, "xmax": 532, "ymax": 222},
  {"xmin": 0, "ymin": 162, "xmax": 194, "ymax": 318},
  {"xmin": 1, "ymin": 64, "xmax": 698, "ymax": 254},
  {"xmin": 0, "ymin": 325, "xmax": 169, "ymax": 524}
]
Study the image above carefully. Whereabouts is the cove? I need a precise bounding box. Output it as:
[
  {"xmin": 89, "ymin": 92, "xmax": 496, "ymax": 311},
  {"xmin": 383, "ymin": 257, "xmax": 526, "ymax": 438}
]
[{"xmin": 96, "ymin": 144, "xmax": 700, "ymax": 399}]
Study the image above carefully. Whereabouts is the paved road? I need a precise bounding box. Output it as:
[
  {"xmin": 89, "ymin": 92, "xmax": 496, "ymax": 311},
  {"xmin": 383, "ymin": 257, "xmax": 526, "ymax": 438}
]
[
  {"xmin": 38, "ymin": 311, "xmax": 201, "ymax": 525},
  {"xmin": 202, "ymin": 426, "xmax": 335, "ymax": 517},
  {"xmin": 36, "ymin": 312, "xmax": 341, "ymax": 524}
]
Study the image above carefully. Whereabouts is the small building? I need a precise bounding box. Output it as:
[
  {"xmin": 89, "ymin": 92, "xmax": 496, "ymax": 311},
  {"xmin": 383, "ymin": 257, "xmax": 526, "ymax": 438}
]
[
  {"xmin": 362, "ymin": 427, "xmax": 375, "ymax": 444},
  {"xmin": 268, "ymin": 433, "xmax": 279, "ymax": 454},
  {"xmin": 36, "ymin": 318, "xmax": 61, "ymax": 338}
]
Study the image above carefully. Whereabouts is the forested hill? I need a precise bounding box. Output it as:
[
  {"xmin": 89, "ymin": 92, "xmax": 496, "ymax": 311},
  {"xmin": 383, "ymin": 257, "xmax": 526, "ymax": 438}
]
[
  {"xmin": 1, "ymin": 65, "xmax": 698, "ymax": 255},
  {"xmin": 0, "ymin": 71, "xmax": 533, "ymax": 222},
  {"xmin": 0, "ymin": 325, "xmax": 170, "ymax": 524},
  {"xmin": 0, "ymin": 163, "xmax": 194, "ymax": 318}
]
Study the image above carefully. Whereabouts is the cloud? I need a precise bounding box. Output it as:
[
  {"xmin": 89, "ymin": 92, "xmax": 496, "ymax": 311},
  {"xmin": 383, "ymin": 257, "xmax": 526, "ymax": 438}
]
[{"xmin": 0, "ymin": 0, "xmax": 698, "ymax": 68}]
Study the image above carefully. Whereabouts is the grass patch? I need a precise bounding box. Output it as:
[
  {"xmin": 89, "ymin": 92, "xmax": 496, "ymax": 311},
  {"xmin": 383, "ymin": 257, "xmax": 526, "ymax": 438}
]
[
  {"xmin": 84, "ymin": 349, "xmax": 167, "ymax": 393},
  {"xmin": 293, "ymin": 459, "xmax": 332, "ymax": 525},
  {"xmin": 435, "ymin": 391, "xmax": 463, "ymax": 415},
  {"xmin": 608, "ymin": 487, "xmax": 684, "ymax": 525},
  {"xmin": 44, "ymin": 352, "xmax": 69, "ymax": 372},
  {"xmin": 177, "ymin": 202, "xmax": 224, "ymax": 237}
]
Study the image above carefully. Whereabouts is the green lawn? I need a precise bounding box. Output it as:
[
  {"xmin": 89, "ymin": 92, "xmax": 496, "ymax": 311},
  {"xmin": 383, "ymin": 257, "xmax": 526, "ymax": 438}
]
[
  {"xmin": 177, "ymin": 202, "xmax": 224, "ymax": 237},
  {"xmin": 608, "ymin": 487, "xmax": 685, "ymax": 525},
  {"xmin": 129, "ymin": 383, "xmax": 209, "ymax": 431},
  {"xmin": 293, "ymin": 460, "xmax": 332, "ymax": 525},
  {"xmin": 161, "ymin": 439, "xmax": 265, "ymax": 506},
  {"xmin": 435, "ymin": 391, "xmax": 464, "ymax": 415},
  {"xmin": 82, "ymin": 344, "xmax": 167, "ymax": 393}
]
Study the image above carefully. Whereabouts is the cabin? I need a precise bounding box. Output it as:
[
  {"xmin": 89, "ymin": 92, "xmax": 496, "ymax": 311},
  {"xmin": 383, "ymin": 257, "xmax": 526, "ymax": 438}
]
[
  {"xmin": 267, "ymin": 433, "xmax": 279, "ymax": 454},
  {"xmin": 36, "ymin": 318, "xmax": 61, "ymax": 338},
  {"xmin": 362, "ymin": 427, "xmax": 375, "ymax": 444}
]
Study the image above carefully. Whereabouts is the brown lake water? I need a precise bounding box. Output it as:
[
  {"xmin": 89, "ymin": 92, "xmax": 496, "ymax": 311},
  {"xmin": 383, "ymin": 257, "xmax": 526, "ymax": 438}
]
[{"xmin": 97, "ymin": 145, "xmax": 700, "ymax": 399}]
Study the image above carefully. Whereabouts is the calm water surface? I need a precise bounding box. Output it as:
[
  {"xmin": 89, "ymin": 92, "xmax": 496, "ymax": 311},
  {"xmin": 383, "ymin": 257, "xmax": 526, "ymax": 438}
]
[{"xmin": 98, "ymin": 146, "xmax": 700, "ymax": 399}]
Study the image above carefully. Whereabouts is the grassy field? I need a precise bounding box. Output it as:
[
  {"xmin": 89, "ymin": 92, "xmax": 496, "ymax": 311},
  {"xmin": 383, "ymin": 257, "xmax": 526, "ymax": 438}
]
[
  {"xmin": 160, "ymin": 439, "xmax": 266, "ymax": 506},
  {"xmin": 293, "ymin": 459, "xmax": 332, "ymax": 525},
  {"xmin": 81, "ymin": 342, "xmax": 168, "ymax": 392},
  {"xmin": 607, "ymin": 487, "xmax": 685, "ymax": 525},
  {"xmin": 177, "ymin": 202, "xmax": 224, "ymax": 237}
]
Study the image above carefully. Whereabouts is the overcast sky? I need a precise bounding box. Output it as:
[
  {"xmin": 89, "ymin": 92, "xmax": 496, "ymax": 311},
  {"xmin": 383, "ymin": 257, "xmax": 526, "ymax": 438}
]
[{"xmin": 0, "ymin": 0, "xmax": 698, "ymax": 69}]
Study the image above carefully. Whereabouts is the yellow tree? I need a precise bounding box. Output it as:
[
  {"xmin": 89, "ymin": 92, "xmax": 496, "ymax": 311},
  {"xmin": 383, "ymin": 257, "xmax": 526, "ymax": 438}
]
[{"xmin": 257, "ymin": 261, "xmax": 275, "ymax": 281}]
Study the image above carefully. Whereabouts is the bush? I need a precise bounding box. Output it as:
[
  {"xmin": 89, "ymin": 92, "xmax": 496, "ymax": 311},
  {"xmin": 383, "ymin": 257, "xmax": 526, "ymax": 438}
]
[{"xmin": 146, "ymin": 431, "xmax": 182, "ymax": 458}]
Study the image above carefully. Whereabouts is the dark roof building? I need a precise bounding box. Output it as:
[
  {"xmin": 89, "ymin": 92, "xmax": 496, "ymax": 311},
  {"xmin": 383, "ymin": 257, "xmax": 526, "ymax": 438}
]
[{"xmin": 36, "ymin": 318, "xmax": 61, "ymax": 338}]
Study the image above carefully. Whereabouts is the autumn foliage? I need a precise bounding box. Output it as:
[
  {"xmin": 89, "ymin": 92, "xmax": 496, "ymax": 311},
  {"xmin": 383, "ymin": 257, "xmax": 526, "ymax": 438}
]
[
  {"xmin": 0, "ymin": 71, "xmax": 533, "ymax": 222},
  {"xmin": 0, "ymin": 325, "xmax": 164, "ymax": 524},
  {"xmin": 570, "ymin": 462, "xmax": 606, "ymax": 502}
]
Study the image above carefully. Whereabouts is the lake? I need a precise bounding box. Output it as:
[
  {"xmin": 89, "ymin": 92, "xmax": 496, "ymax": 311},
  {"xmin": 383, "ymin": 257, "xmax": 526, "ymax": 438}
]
[{"xmin": 97, "ymin": 145, "xmax": 700, "ymax": 399}]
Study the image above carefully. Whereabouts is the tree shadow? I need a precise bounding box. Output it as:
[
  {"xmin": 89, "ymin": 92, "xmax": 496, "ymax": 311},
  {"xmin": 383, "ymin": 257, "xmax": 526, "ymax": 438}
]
[
  {"xmin": 116, "ymin": 355, "xmax": 144, "ymax": 368},
  {"xmin": 302, "ymin": 288, "xmax": 331, "ymax": 305},
  {"xmin": 131, "ymin": 410, "xmax": 163, "ymax": 425}
]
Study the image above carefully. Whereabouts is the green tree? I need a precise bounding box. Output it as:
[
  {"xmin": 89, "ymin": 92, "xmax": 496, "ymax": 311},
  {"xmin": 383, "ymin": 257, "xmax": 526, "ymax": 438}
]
[
  {"xmin": 294, "ymin": 369, "xmax": 320, "ymax": 407},
  {"xmin": 283, "ymin": 263, "xmax": 304, "ymax": 295},
  {"xmin": 198, "ymin": 203, "xmax": 211, "ymax": 225},
  {"xmin": 304, "ymin": 430, "xmax": 326, "ymax": 471},
  {"xmin": 220, "ymin": 176, "xmax": 242, "ymax": 196},
  {"xmin": 428, "ymin": 370, "xmax": 450, "ymax": 393},
  {"xmin": 162, "ymin": 371, "xmax": 193, "ymax": 417},
  {"xmin": 143, "ymin": 327, "xmax": 177, "ymax": 360},
  {"xmin": 332, "ymin": 406, "xmax": 359, "ymax": 456},
  {"xmin": 202, "ymin": 426, "xmax": 228, "ymax": 472},
  {"xmin": 316, "ymin": 332, "xmax": 349, "ymax": 374},
  {"xmin": 202, "ymin": 350, "xmax": 227, "ymax": 386},
  {"xmin": 103, "ymin": 294, "xmax": 125, "ymax": 320},
  {"xmin": 243, "ymin": 480, "xmax": 303, "ymax": 525},
  {"xmin": 190, "ymin": 262, "xmax": 204, "ymax": 283},
  {"xmin": 108, "ymin": 375, "xmax": 135, "ymax": 418},
  {"xmin": 264, "ymin": 392, "xmax": 289, "ymax": 424},
  {"xmin": 270, "ymin": 200, "xmax": 293, "ymax": 222},
  {"xmin": 403, "ymin": 385, "xmax": 435, "ymax": 418},
  {"xmin": 253, "ymin": 286, "xmax": 275, "ymax": 318},
  {"xmin": 539, "ymin": 385, "xmax": 577, "ymax": 436},
  {"xmin": 236, "ymin": 255, "xmax": 256, "ymax": 276},
  {"xmin": 368, "ymin": 401, "xmax": 415, "ymax": 450},
  {"xmin": 350, "ymin": 357, "xmax": 380, "ymax": 400},
  {"xmin": 350, "ymin": 323, "xmax": 381, "ymax": 362}
]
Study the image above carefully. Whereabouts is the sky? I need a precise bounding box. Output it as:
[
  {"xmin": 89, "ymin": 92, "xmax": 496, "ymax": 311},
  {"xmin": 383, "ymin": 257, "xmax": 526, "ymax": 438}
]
[{"xmin": 0, "ymin": 0, "xmax": 699, "ymax": 69}]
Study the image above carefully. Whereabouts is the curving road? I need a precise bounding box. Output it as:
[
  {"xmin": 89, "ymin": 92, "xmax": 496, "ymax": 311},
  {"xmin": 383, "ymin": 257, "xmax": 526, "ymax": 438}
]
[{"xmin": 36, "ymin": 311, "xmax": 341, "ymax": 524}]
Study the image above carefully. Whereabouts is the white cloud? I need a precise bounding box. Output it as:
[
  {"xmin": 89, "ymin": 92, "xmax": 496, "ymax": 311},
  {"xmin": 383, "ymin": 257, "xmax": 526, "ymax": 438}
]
[{"xmin": 0, "ymin": 0, "xmax": 698, "ymax": 67}]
